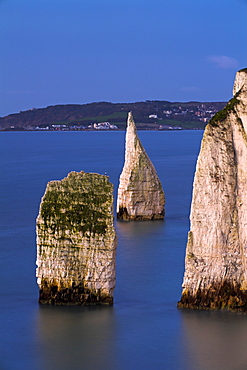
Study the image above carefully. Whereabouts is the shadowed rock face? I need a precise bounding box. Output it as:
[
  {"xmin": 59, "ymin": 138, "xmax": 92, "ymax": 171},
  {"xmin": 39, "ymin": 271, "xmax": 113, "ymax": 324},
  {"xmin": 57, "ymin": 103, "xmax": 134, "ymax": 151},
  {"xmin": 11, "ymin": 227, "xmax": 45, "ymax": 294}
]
[
  {"xmin": 178, "ymin": 68, "xmax": 247, "ymax": 312},
  {"xmin": 117, "ymin": 112, "xmax": 165, "ymax": 220},
  {"xmin": 36, "ymin": 171, "xmax": 117, "ymax": 305}
]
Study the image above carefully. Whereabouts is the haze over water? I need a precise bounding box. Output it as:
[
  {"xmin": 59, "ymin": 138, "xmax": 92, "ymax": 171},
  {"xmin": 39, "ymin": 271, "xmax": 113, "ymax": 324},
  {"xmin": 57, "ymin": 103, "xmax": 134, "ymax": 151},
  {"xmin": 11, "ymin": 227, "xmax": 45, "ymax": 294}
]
[{"xmin": 2, "ymin": 131, "xmax": 247, "ymax": 370}]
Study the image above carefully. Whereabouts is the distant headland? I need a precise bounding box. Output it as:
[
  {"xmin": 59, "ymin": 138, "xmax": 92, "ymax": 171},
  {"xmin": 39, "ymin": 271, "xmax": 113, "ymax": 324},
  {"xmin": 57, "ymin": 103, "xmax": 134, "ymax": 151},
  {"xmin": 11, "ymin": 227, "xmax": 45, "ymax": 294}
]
[{"xmin": 0, "ymin": 100, "xmax": 226, "ymax": 131}]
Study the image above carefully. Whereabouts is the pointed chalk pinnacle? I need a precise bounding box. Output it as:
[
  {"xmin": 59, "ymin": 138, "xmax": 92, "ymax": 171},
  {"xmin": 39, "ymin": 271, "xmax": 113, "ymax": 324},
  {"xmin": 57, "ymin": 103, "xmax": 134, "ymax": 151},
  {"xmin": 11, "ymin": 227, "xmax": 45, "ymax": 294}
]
[{"xmin": 117, "ymin": 112, "xmax": 165, "ymax": 220}]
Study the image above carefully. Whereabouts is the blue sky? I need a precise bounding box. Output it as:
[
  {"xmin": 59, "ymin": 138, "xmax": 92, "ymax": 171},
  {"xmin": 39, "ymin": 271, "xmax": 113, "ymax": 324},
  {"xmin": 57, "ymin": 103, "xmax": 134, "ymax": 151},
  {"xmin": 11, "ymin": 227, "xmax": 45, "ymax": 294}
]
[{"xmin": 0, "ymin": 0, "xmax": 246, "ymax": 117}]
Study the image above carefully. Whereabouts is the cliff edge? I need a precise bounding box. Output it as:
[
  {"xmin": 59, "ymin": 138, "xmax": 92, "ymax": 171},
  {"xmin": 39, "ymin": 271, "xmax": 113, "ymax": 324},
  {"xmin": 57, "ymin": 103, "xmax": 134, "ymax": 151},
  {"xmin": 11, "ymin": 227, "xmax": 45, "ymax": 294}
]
[
  {"xmin": 36, "ymin": 171, "xmax": 117, "ymax": 305},
  {"xmin": 178, "ymin": 68, "xmax": 247, "ymax": 311},
  {"xmin": 117, "ymin": 112, "xmax": 165, "ymax": 220}
]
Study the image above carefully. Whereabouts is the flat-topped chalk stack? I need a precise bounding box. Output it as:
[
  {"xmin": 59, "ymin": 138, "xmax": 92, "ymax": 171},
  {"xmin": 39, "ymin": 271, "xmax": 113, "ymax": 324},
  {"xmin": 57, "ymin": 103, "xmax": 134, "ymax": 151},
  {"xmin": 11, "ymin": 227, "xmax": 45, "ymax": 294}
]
[
  {"xmin": 178, "ymin": 68, "xmax": 247, "ymax": 312},
  {"xmin": 117, "ymin": 112, "xmax": 165, "ymax": 220},
  {"xmin": 36, "ymin": 171, "xmax": 117, "ymax": 305}
]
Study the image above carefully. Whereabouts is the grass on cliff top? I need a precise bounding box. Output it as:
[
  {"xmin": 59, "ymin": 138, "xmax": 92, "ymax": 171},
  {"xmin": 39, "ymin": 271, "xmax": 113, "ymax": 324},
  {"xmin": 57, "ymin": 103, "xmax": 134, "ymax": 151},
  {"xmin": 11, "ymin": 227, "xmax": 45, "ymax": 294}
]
[
  {"xmin": 239, "ymin": 67, "xmax": 247, "ymax": 73},
  {"xmin": 209, "ymin": 96, "xmax": 239, "ymax": 127}
]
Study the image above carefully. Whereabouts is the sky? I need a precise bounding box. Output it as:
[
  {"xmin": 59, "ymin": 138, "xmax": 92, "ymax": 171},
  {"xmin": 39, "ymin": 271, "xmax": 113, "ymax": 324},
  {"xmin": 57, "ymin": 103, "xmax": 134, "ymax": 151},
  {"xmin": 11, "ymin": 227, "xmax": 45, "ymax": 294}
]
[{"xmin": 0, "ymin": 0, "xmax": 246, "ymax": 117}]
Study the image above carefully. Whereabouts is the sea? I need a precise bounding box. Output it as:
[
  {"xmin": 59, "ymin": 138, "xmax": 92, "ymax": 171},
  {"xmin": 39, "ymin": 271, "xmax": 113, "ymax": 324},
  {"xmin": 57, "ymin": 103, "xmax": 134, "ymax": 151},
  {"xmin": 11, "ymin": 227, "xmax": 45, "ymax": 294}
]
[{"xmin": 2, "ymin": 130, "xmax": 247, "ymax": 370}]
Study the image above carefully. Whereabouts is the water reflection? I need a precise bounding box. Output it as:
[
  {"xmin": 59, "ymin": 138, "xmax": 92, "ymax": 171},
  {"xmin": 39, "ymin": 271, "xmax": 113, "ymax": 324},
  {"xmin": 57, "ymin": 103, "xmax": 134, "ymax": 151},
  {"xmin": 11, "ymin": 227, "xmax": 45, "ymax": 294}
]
[
  {"xmin": 115, "ymin": 220, "xmax": 170, "ymax": 304},
  {"xmin": 115, "ymin": 218, "xmax": 186, "ymax": 307},
  {"xmin": 36, "ymin": 305, "xmax": 117, "ymax": 370},
  {"xmin": 116, "ymin": 219, "xmax": 165, "ymax": 238},
  {"xmin": 180, "ymin": 309, "xmax": 247, "ymax": 370}
]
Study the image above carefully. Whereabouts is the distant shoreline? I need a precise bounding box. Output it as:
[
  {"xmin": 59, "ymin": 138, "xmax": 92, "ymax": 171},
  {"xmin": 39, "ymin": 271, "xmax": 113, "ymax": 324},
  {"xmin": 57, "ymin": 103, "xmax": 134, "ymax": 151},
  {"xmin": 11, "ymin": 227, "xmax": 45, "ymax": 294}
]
[
  {"xmin": 0, "ymin": 100, "xmax": 225, "ymax": 131},
  {"xmin": 0, "ymin": 127, "xmax": 205, "ymax": 132}
]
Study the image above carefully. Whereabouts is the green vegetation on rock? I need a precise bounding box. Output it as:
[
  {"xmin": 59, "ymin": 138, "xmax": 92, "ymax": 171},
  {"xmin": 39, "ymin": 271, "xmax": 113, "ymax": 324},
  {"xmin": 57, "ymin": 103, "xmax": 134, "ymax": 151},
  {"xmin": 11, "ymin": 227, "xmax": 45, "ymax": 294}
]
[
  {"xmin": 40, "ymin": 171, "xmax": 113, "ymax": 235},
  {"xmin": 209, "ymin": 96, "xmax": 240, "ymax": 127}
]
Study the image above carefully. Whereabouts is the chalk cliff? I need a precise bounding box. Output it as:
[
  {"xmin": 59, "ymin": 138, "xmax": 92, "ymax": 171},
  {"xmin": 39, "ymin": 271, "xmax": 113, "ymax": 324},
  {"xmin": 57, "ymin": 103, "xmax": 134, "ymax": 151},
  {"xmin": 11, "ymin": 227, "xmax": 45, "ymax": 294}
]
[
  {"xmin": 36, "ymin": 171, "xmax": 117, "ymax": 305},
  {"xmin": 178, "ymin": 68, "xmax": 247, "ymax": 311},
  {"xmin": 117, "ymin": 112, "xmax": 165, "ymax": 220}
]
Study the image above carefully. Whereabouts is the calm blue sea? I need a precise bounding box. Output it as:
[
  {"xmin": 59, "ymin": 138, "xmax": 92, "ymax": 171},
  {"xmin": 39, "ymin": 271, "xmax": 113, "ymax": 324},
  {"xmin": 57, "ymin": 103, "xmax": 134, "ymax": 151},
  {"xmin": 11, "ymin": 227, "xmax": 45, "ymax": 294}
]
[{"xmin": 2, "ymin": 131, "xmax": 247, "ymax": 370}]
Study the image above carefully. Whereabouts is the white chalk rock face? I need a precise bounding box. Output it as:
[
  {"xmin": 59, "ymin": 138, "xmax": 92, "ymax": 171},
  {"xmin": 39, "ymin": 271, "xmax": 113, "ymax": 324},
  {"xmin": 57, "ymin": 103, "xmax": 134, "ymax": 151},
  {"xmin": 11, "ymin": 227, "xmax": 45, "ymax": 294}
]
[
  {"xmin": 117, "ymin": 112, "xmax": 165, "ymax": 220},
  {"xmin": 36, "ymin": 171, "xmax": 117, "ymax": 305},
  {"xmin": 178, "ymin": 68, "xmax": 247, "ymax": 311}
]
